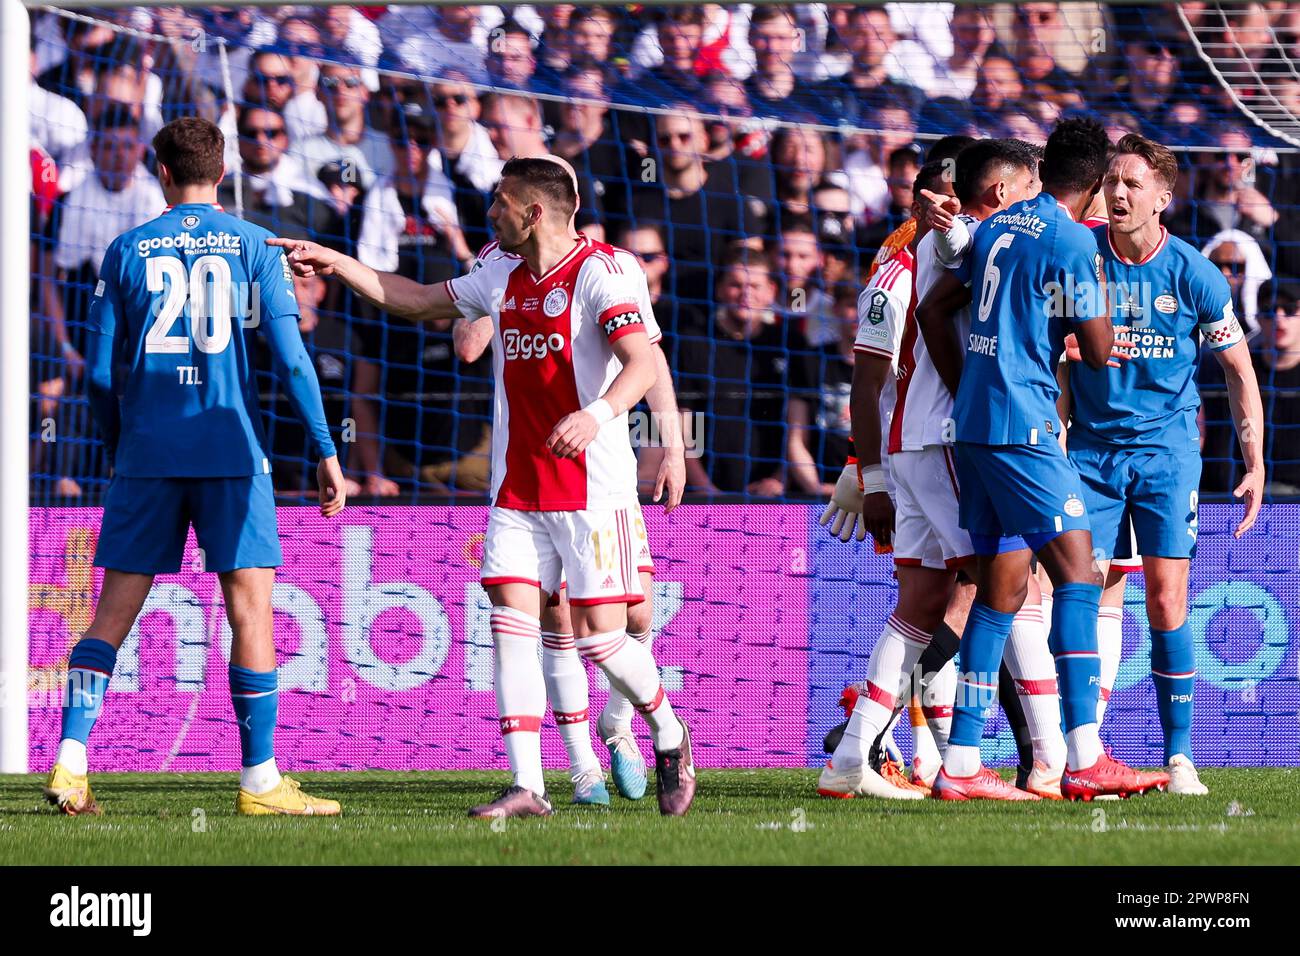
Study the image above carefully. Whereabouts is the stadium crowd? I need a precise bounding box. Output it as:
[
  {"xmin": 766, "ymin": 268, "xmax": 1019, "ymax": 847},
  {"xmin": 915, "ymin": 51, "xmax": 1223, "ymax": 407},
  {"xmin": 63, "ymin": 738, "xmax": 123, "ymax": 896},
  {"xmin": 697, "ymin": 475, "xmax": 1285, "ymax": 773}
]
[{"xmin": 25, "ymin": 3, "xmax": 1300, "ymax": 501}]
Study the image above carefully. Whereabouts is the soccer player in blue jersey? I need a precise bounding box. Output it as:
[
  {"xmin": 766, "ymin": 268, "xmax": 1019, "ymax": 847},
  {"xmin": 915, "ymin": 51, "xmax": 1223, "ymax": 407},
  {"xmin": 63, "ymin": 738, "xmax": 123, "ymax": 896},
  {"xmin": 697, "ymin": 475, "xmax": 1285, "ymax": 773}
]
[
  {"xmin": 44, "ymin": 117, "xmax": 347, "ymax": 816},
  {"xmin": 916, "ymin": 118, "xmax": 1169, "ymax": 800},
  {"xmin": 1068, "ymin": 134, "xmax": 1264, "ymax": 795}
]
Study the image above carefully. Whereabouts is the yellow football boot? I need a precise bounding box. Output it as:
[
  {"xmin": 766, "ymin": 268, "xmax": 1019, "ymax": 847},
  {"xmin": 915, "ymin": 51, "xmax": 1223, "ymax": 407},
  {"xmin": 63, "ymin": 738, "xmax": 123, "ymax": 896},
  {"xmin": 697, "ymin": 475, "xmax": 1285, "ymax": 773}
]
[
  {"xmin": 44, "ymin": 763, "xmax": 101, "ymax": 816},
  {"xmin": 236, "ymin": 775, "xmax": 341, "ymax": 816}
]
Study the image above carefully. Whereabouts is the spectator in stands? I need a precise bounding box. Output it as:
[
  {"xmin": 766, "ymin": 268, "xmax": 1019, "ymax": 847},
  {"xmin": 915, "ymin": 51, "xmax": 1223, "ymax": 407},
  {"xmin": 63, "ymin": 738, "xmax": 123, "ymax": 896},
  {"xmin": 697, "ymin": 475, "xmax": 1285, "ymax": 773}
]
[
  {"xmin": 429, "ymin": 75, "xmax": 504, "ymax": 251},
  {"xmin": 351, "ymin": 103, "xmax": 480, "ymax": 497},
  {"xmin": 298, "ymin": 61, "xmax": 390, "ymax": 192},
  {"xmin": 926, "ymin": 5, "xmax": 997, "ymax": 100},
  {"xmin": 641, "ymin": 7, "xmax": 707, "ymax": 100},
  {"xmin": 243, "ymin": 46, "xmax": 298, "ymax": 116},
  {"xmin": 197, "ymin": 7, "xmax": 278, "ymax": 96},
  {"xmin": 42, "ymin": 103, "xmax": 164, "ymax": 495},
  {"xmin": 1203, "ymin": 229, "xmax": 1273, "ymax": 336},
  {"xmin": 1249, "ymin": 282, "xmax": 1300, "ymax": 496},
  {"xmin": 774, "ymin": 218, "xmax": 837, "ymax": 348},
  {"xmin": 360, "ymin": 104, "xmax": 471, "ymax": 276},
  {"xmin": 35, "ymin": 19, "xmax": 120, "ymax": 112},
  {"xmin": 276, "ymin": 21, "xmax": 330, "ymax": 145},
  {"xmin": 677, "ymin": 247, "xmax": 787, "ymax": 496},
  {"xmin": 29, "ymin": 31, "xmax": 87, "ymax": 169},
  {"xmin": 391, "ymin": 5, "xmax": 488, "ymax": 85},
  {"xmin": 843, "ymin": 104, "xmax": 917, "ymax": 222},
  {"xmin": 615, "ymin": 108, "xmax": 766, "ymax": 303},
  {"xmin": 485, "ymin": 18, "xmax": 537, "ymax": 90},
  {"xmin": 786, "ymin": 282, "xmax": 858, "ymax": 496},
  {"xmin": 769, "ymin": 125, "xmax": 828, "ymax": 224},
  {"xmin": 570, "ymin": 6, "xmax": 620, "ymax": 76},
  {"xmin": 815, "ymin": 6, "xmax": 924, "ymax": 124},
  {"xmin": 314, "ymin": 5, "xmax": 383, "ymax": 71},
  {"xmin": 551, "ymin": 72, "xmax": 626, "ymax": 238},
  {"xmin": 1011, "ymin": 4, "xmax": 1075, "ymax": 96},
  {"xmin": 219, "ymin": 104, "xmax": 339, "ymax": 241},
  {"xmin": 857, "ymin": 143, "xmax": 921, "ymax": 253},
  {"xmin": 999, "ymin": 110, "xmax": 1050, "ymax": 146},
  {"xmin": 480, "ymin": 90, "xmax": 549, "ymax": 160},
  {"xmin": 1164, "ymin": 129, "xmax": 1278, "ymax": 250},
  {"xmin": 700, "ymin": 69, "xmax": 757, "ymax": 162},
  {"xmin": 745, "ymin": 5, "xmax": 808, "ymax": 116},
  {"xmin": 972, "ymin": 55, "xmax": 1024, "ymax": 117},
  {"xmin": 1107, "ymin": 34, "xmax": 1181, "ymax": 138},
  {"xmin": 533, "ymin": 4, "xmax": 576, "ymax": 87}
]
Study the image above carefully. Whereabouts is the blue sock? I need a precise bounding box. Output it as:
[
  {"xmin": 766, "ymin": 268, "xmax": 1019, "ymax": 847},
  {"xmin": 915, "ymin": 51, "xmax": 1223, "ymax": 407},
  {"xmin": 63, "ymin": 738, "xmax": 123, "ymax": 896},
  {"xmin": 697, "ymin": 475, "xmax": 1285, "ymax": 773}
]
[
  {"xmin": 1151, "ymin": 623, "xmax": 1195, "ymax": 763},
  {"xmin": 229, "ymin": 664, "xmax": 279, "ymax": 767},
  {"xmin": 60, "ymin": 638, "xmax": 117, "ymax": 744},
  {"xmin": 1049, "ymin": 583, "xmax": 1102, "ymax": 732},
  {"xmin": 950, "ymin": 602, "xmax": 1016, "ymax": 748}
]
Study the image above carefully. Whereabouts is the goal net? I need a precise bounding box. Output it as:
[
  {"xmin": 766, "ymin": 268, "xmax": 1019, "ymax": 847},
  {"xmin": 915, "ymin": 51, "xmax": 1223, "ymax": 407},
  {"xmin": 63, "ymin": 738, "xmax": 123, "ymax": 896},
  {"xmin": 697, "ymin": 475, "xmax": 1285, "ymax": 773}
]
[{"xmin": 11, "ymin": 2, "xmax": 1299, "ymax": 774}]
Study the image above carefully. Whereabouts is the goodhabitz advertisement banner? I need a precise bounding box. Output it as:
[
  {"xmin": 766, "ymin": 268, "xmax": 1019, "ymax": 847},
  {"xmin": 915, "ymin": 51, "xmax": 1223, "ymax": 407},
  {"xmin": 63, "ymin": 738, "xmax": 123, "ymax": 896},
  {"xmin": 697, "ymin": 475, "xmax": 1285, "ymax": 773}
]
[{"xmin": 26, "ymin": 505, "xmax": 1299, "ymax": 771}]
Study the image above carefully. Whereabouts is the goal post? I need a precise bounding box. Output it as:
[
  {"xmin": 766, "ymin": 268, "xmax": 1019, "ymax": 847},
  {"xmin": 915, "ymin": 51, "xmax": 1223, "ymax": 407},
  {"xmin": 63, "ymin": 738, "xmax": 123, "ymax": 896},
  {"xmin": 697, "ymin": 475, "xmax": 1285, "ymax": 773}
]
[{"xmin": 0, "ymin": 0, "xmax": 31, "ymax": 774}]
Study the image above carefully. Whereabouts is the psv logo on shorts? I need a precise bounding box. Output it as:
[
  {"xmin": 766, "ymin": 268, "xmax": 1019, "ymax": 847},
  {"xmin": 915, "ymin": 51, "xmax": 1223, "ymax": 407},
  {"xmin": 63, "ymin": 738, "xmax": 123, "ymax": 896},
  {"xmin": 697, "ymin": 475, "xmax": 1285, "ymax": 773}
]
[{"xmin": 543, "ymin": 287, "xmax": 569, "ymax": 317}]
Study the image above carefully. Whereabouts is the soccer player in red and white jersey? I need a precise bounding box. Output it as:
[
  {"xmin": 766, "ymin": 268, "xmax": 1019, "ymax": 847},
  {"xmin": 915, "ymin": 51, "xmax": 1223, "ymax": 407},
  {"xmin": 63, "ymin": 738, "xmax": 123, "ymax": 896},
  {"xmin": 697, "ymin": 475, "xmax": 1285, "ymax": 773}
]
[
  {"xmin": 916, "ymin": 139, "xmax": 1071, "ymax": 798},
  {"xmin": 818, "ymin": 161, "xmax": 959, "ymax": 800},
  {"xmin": 454, "ymin": 226, "xmax": 687, "ymax": 806},
  {"xmin": 272, "ymin": 158, "xmax": 694, "ymax": 817}
]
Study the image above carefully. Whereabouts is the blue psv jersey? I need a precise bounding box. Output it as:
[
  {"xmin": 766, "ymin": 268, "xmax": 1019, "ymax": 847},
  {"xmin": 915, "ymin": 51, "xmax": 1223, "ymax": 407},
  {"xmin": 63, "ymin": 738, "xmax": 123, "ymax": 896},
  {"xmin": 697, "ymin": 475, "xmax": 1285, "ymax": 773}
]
[
  {"xmin": 87, "ymin": 203, "xmax": 336, "ymax": 477},
  {"xmin": 951, "ymin": 192, "xmax": 1106, "ymax": 446},
  {"xmin": 1069, "ymin": 226, "xmax": 1242, "ymax": 452}
]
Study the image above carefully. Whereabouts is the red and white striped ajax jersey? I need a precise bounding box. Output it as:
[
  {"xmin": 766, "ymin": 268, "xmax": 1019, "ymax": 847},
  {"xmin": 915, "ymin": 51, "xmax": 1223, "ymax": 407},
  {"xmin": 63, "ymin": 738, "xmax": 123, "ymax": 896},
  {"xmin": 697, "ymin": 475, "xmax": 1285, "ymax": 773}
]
[
  {"xmin": 854, "ymin": 246, "xmax": 915, "ymax": 461},
  {"xmin": 446, "ymin": 235, "xmax": 662, "ymax": 511}
]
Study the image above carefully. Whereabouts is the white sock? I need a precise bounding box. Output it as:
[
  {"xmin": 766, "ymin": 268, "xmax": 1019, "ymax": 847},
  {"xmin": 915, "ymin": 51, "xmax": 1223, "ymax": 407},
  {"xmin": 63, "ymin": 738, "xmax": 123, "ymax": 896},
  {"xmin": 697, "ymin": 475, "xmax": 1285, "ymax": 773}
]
[
  {"xmin": 945, "ymin": 743, "xmax": 982, "ymax": 777},
  {"xmin": 922, "ymin": 658, "xmax": 956, "ymax": 754},
  {"xmin": 1004, "ymin": 603, "xmax": 1067, "ymax": 769},
  {"xmin": 1096, "ymin": 606, "xmax": 1123, "ymax": 724},
  {"xmin": 491, "ymin": 606, "xmax": 547, "ymax": 795},
  {"xmin": 576, "ymin": 629, "xmax": 682, "ymax": 752},
  {"xmin": 600, "ymin": 627, "xmax": 652, "ymax": 732},
  {"xmin": 56, "ymin": 739, "xmax": 87, "ymax": 777},
  {"xmin": 908, "ymin": 695, "xmax": 941, "ymax": 774},
  {"xmin": 1041, "ymin": 592, "xmax": 1054, "ymax": 637},
  {"xmin": 541, "ymin": 631, "xmax": 601, "ymax": 777},
  {"xmin": 834, "ymin": 615, "xmax": 931, "ymax": 768},
  {"xmin": 1067, "ymin": 723, "xmax": 1105, "ymax": 771},
  {"xmin": 240, "ymin": 756, "xmax": 282, "ymax": 794}
]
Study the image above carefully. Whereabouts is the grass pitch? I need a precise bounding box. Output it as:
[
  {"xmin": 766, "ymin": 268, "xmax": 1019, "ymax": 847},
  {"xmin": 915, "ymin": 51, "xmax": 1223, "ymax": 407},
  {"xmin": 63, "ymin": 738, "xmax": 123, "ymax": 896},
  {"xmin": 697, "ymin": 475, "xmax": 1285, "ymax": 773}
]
[{"xmin": 1, "ymin": 769, "xmax": 1296, "ymax": 865}]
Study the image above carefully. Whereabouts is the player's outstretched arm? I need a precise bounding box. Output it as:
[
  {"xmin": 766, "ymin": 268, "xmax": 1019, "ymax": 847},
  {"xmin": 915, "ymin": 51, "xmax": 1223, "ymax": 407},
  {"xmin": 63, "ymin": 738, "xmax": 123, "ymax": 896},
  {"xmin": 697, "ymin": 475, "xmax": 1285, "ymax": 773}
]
[
  {"xmin": 547, "ymin": 330, "xmax": 656, "ymax": 460},
  {"xmin": 645, "ymin": 344, "xmax": 685, "ymax": 512},
  {"xmin": 915, "ymin": 270, "xmax": 971, "ymax": 398},
  {"xmin": 1214, "ymin": 339, "xmax": 1266, "ymax": 537},
  {"xmin": 453, "ymin": 315, "xmax": 496, "ymax": 363},
  {"xmin": 266, "ymin": 238, "xmax": 461, "ymax": 323}
]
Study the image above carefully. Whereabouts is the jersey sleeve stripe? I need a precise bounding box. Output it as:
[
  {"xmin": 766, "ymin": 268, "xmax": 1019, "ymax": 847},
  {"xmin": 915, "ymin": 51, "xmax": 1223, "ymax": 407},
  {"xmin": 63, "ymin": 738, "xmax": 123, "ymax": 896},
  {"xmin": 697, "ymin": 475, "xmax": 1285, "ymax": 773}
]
[
  {"xmin": 607, "ymin": 323, "xmax": 648, "ymax": 343},
  {"xmin": 443, "ymin": 278, "xmax": 459, "ymax": 303},
  {"xmin": 853, "ymin": 344, "xmax": 894, "ymax": 358}
]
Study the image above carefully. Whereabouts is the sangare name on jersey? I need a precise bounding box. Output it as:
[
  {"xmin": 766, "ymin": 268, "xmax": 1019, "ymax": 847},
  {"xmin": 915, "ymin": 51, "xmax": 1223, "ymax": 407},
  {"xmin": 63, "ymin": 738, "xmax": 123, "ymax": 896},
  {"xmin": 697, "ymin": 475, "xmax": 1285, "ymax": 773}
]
[
  {"xmin": 87, "ymin": 203, "xmax": 334, "ymax": 478},
  {"xmin": 1069, "ymin": 225, "xmax": 1242, "ymax": 450},
  {"xmin": 447, "ymin": 235, "xmax": 660, "ymax": 512}
]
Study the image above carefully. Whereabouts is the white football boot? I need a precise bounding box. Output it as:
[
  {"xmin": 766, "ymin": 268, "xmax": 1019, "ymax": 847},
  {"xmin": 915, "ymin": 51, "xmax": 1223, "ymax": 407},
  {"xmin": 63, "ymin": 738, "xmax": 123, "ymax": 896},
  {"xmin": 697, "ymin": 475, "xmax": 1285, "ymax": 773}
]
[
  {"xmin": 818, "ymin": 760, "xmax": 925, "ymax": 800},
  {"xmin": 1166, "ymin": 754, "xmax": 1209, "ymax": 795}
]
